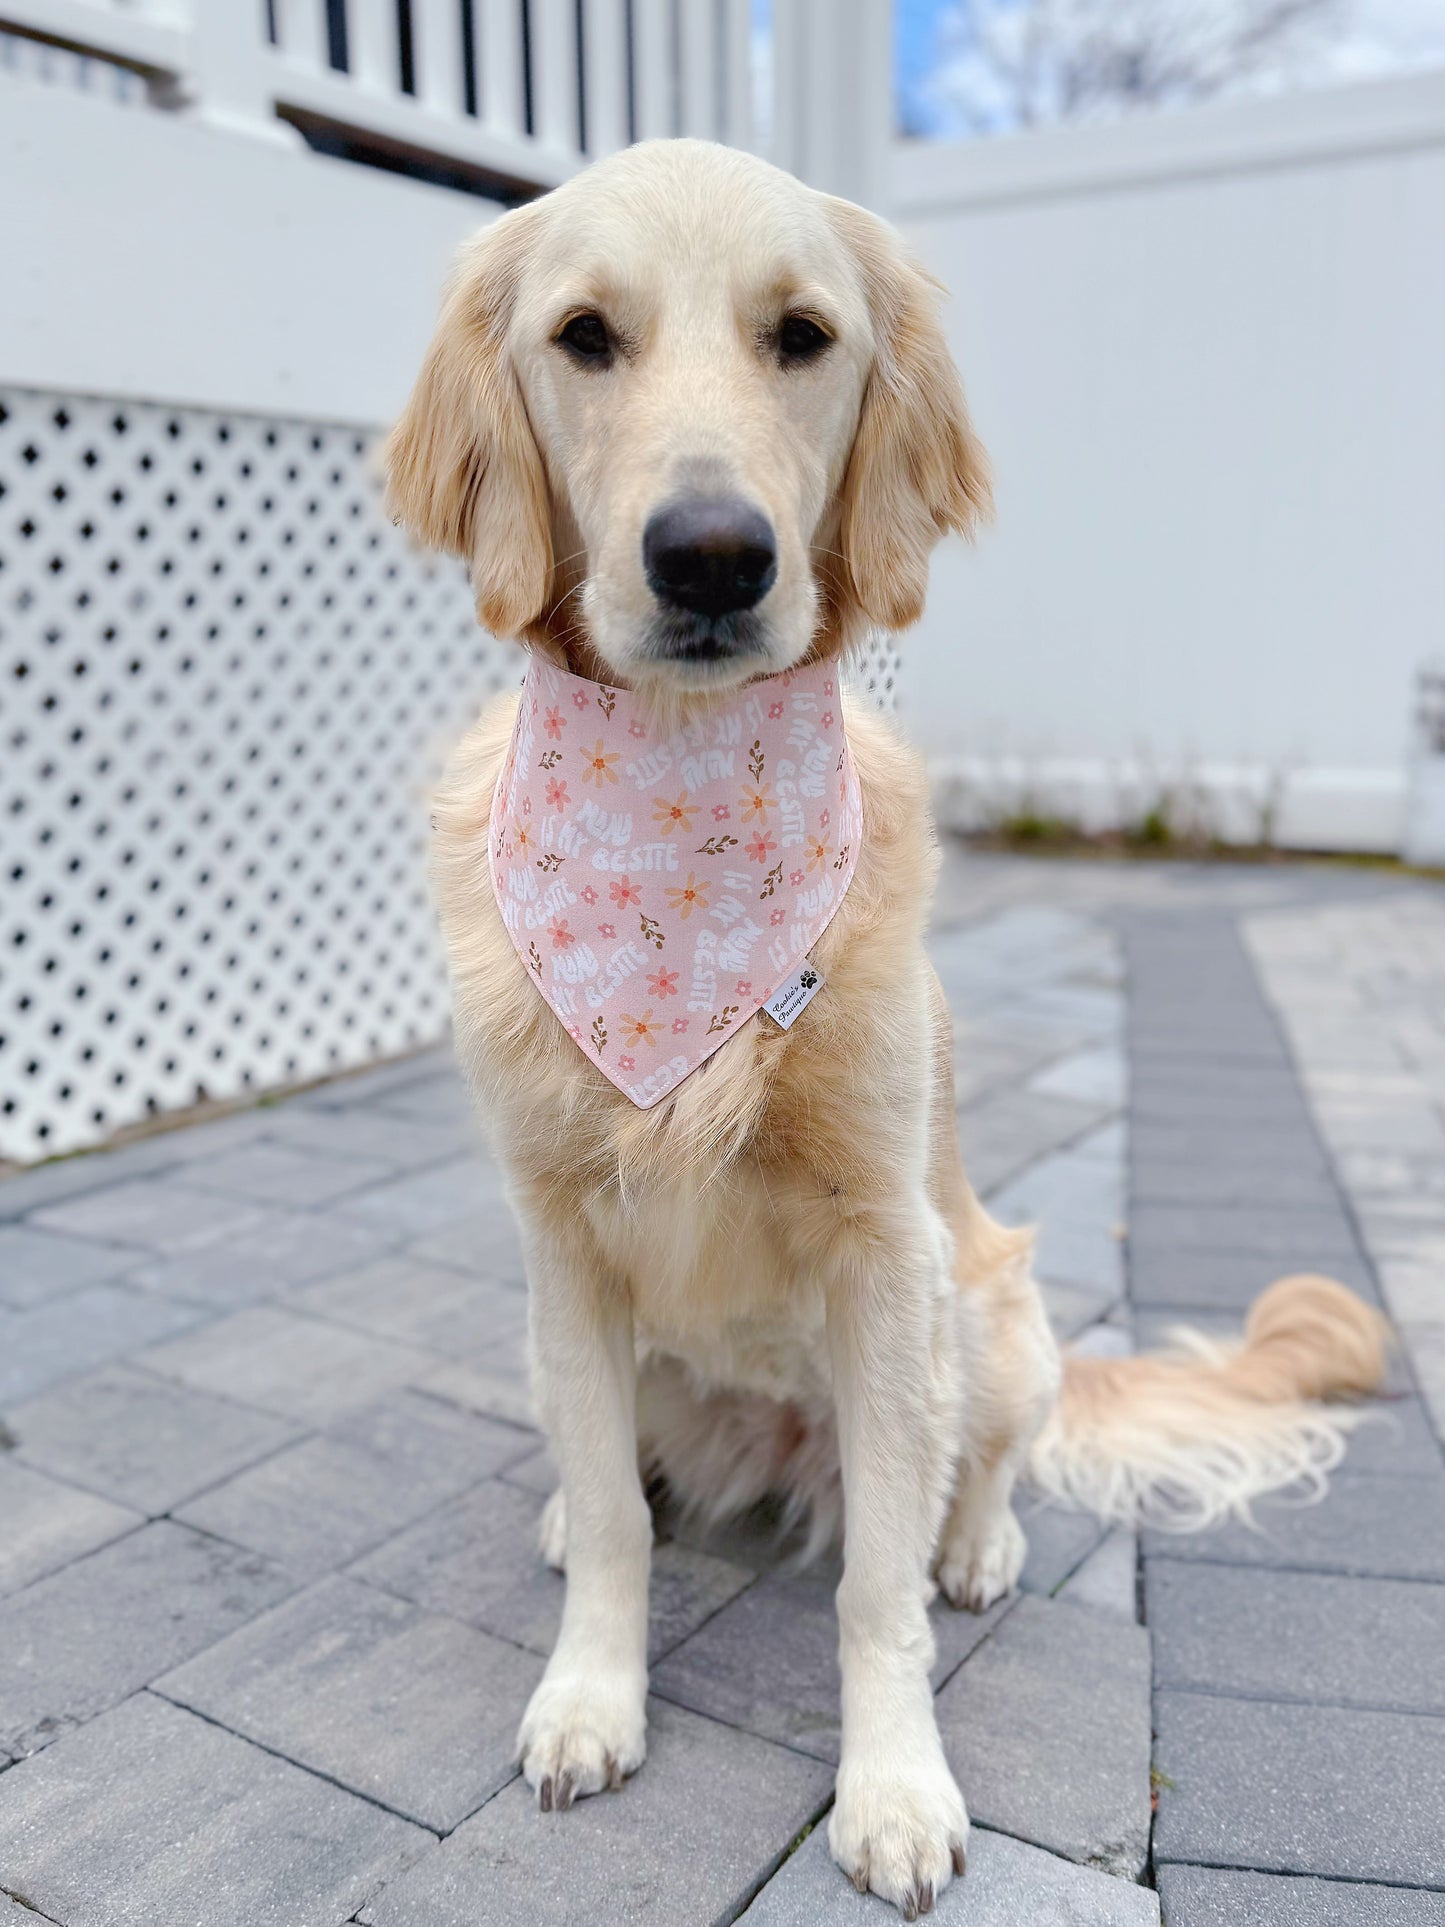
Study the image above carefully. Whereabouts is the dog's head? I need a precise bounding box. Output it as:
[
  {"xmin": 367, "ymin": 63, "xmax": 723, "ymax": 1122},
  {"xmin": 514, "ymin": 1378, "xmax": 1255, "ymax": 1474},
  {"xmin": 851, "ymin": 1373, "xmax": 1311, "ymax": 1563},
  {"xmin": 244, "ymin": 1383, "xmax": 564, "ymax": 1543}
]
[{"xmin": 386, "ymin": 140, "xmax": 989, "ymax": 694}]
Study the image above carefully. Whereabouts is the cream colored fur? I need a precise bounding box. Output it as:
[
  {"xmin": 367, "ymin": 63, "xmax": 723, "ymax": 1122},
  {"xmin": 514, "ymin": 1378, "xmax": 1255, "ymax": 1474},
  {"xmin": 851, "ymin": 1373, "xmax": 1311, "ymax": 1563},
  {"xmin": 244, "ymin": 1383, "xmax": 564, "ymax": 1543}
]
[{"xmin": 393, "ymin": 140, "xmax": 1388, "ymax": 1920}]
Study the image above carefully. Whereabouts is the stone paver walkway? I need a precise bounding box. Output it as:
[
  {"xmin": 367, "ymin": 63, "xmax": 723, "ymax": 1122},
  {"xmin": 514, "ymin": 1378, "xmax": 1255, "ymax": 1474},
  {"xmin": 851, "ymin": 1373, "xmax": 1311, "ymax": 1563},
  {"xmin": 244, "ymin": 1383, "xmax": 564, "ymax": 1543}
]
[{"xmin": 0, "ymin": 852, "xmax": 1442, "ymax": 1925}]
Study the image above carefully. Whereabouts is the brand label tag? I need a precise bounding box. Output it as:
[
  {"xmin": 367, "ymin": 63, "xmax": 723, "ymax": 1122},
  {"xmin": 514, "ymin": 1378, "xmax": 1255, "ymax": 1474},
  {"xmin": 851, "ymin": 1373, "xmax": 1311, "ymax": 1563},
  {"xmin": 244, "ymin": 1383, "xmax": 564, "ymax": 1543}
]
[{"xmin": 762, "ymin": 960, "xmax": 825, "ymax": 1030}]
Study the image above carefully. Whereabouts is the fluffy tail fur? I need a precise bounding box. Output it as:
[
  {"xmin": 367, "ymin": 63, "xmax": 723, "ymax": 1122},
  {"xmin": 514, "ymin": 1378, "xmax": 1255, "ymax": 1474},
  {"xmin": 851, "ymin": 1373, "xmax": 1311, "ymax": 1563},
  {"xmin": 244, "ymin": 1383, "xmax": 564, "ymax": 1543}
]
[{"xmin": 1027, "ymin": 1274, "xmax": 1390, "ymax": 1531}]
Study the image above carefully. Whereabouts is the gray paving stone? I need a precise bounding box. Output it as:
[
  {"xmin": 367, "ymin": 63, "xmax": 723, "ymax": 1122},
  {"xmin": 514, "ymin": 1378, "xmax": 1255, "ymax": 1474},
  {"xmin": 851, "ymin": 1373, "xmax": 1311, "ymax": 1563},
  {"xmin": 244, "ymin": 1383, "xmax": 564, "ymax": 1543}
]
[
  {"xmin": 0, "ymin": 1133, "xmax": 195, "ymax": 1221},
  {"xmin": 991, "ymin": 1144, "xmax": 1125, "ymax": 1220},
  {"xmin": 1058, "ymin": 1528, "xmax": 1140, "ymax": 1622},
  {"xmin": 1029, "ymin": 1045, "xmax": 1128, "ymax": 1107},
  {"xmin": 496, "ymin": 1440, "xmax": 557, "ymax": 1495},
  {"xmin": 138, "ymin": 1304, "xmax": 440, "ymax": 1424},
  {"xmin": 176, "ymin": 1392, "xmax": 532, "ymax": 1579},
  {"xmin": 0, "ymin": 1520, "xmax": 295, "ymax": 1758},
  {"xmin": 0, "ymin": 1896, "xmax": 56, "ymax": 1924},
  {"xmin": 126, "ymin": 1209, "xmax": 403, "ymax": 1308},
  {"xmin": 1130, "ymin": 1154, "xmax": 1343, "ymax": 1210},
  {"xmin": 1339, "ymin": 1398, "xmax": 1445, "ymax": 1479},
  {"xmin": 1129, "ymin": 1246, "xmax": 1378, "ymax": 1312},
  {"xmin": 292, "ymin": 1254, "xmax": 528, "ymax": 1352},
  {"xmin": 407, "ymin": 1206, "xmax": 525, "ymax": 1282},
  {"xmin": 961, "ymin": 1090, "xmax": 1116, "ymax": 1196},
  {"xmin": 1309, "ymin": 1095, "xmax": 1445, "ymax": 1159},
  {"xmin": 0, "ymin": 1691, "xmax": 428, "ymax": 1927},
  {"xmin": 1129, "ymin": 1022, "xmax": 1290, "ymax": 1066},
  {"xmin": 651, "ymin": 1561, "xmax": 1011, "ymax": 1764},
  {"xmin": 1129, "ymin": 1122, "xmax": 1333, "ymax": 1178},
  {"xmin": 28, "ymin": 1177, "xmax": 264, "ymax": 1253},
  {"xmin": 1129, "ymin": 1081, "xmax": 1312, "ymax": 1128},
  {"xmin": 1070, "ymin": 1320, "xmax": 1136, "ymax": 1359},
  {"xmin": 992, "ymin": 1151, "xmax": 1125, "ymax": 1295},
  {"xmin": 1404, "ymin": 1320, "xmax": 1445, "ymax": 1444},
  {"xmin": 934, "ymin": 1594, "xmax": 1152, "ymax": 1877},
  {"xmin": 1073, "ymin": 1118, "xmax": 1127, "ymax": 1164},
  {"xmin": 294, "ymin": 1049, "xmax": 453, "ymax": 1110},
  {"xmin": 1153, "ymin": 1690, "xmax": 1445, "ymax": 1886},
  {"xmin": 262, "ymin": 1105, "xmax": 475, "ymax": 1168},
  {"xmin": 369, "ymin": 1075, "xmax": 476, "ymax": 1128},
  {"xmin": 180, "ymin": 1140, "xmax": 394, "ymax": 1208},
  {"xmin": 126, "ymin": 1108, "xmax": 277, "ymax": 1165},
  {"xmin": 159, "ymin": 1573, "xmax": 543, "ymax": 1830},
  {"xmin": 1018, "ymin": 1500, "xmax": 1109, "ymax": 1597},
  {"xmin": 1147, "ymin": 1560, "xmax": 1445, "ymax": 1714},
  {"xmin": 745, "ymin": 1823, "xmax": 1161, "ymax": 1925},
  {"xmin": 359, "ymin": 1696, "xmax": 833, "ymax": 1927},
  {"xmin": 1004, "ymin": 984, "xmax": 1123, "ymax": 1038},
  {"xmin": 1141, "ymin": 1473, "xmax": 1445, "ymax": 1581},
  {"xmin": 0, "ymin": 1224, "xmax": 146, "ymax": 1308},
  {"xmin": 419, "ymin": 1334, "xmax": 536, "ymax": 1430},
  {"xmin": 1040, "ymin": 1277, "xmax": 1120, "ymax": 1339},
  {"xmin": 652, "ymin": 1490, "xmax": 816, "ymax": 1572},
  {"xmin": 1156, "ymin": 1865, "xmax": 1445, "ymax": 1926},
  {"xmin": 0, "ymin": 1284, "xmax": 207, "ymax": 1405},
  {"xmin": 1129, "ymin": 1201, "xmax": 1363, "ymax": 1264},
  {"xmin": 334, "ymin": 1157, "xmax": 502, "ymax": 1238},
  {"xmin": 7, "ymin": 1363, "xmax": 301, "ymax": 1513},
  {"xmin": 952, "ymin": 1032, "xmax": 1057, "ymax": 1107},
  {"xmin": 350, "ymin": 1477, "xmax": 754, "ymax": 1663},
  {"xmin": 1334, "ymin": 1146, "xmax": 1445, "ymax": 1204},
  {"xmin": 0, "ymin": 1459, "xmax": 140, "ymax": 1598}
]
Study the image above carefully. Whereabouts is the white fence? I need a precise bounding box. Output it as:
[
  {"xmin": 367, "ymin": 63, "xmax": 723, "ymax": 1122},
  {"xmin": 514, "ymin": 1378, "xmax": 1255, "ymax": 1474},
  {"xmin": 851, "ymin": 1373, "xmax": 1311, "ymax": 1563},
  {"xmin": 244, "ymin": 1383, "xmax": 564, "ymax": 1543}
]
[
  {"xmin": 0, "ymin": 0, "xmax": 899, "ymax": 1162},
  {"xmin": 0, "ymin": 0, "xmax": 890, "ymax": 202},
  {"xmin": 0, "ymin": 386, "xmax": 516, "ymax": 1160},
  {"xmin": 892, "ymin": 70, "xmax": 1445, "ymax": 855}
]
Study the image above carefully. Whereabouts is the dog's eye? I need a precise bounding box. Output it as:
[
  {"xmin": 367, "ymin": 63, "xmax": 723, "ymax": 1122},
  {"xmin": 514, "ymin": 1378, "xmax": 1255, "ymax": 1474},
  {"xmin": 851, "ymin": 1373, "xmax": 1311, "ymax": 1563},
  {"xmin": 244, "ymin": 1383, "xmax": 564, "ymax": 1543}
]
[
  {"xmin": 778, "ymin": 315, "xmax": 831, "ymax": 364},
  {"xmin": 557, "ymin": 313, "xmax": 612, "ymax": 363}
]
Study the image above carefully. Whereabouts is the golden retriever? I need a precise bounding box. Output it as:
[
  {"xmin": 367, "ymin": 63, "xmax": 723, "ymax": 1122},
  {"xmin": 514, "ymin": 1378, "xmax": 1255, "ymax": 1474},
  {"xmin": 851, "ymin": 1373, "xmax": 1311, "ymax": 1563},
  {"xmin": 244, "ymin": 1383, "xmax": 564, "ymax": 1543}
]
[{"xmin": 386, "ymin": 139, "xmax": 1386, "ymax": 1917}]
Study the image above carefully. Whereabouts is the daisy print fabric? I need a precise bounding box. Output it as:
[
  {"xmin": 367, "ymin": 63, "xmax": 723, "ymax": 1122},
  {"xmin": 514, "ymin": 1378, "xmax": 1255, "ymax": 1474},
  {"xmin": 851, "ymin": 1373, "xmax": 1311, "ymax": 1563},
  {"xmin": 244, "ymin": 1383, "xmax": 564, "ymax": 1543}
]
[{"xmin": 488, "ymin": 657, "xmax": 863, "ymax": 1109}]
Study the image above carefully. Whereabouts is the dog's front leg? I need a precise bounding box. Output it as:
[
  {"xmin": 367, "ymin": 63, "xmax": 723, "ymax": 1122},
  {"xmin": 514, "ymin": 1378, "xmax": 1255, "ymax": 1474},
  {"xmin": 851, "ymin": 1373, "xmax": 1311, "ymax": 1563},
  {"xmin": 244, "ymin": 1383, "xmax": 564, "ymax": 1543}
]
[
  {"xmin": 826, "ymin": 1201, "xmax": 968, "ymax": 1918},
  {"xmin": 516, "ymin": 1219, "xmax": 650, "ymax": 1809}
]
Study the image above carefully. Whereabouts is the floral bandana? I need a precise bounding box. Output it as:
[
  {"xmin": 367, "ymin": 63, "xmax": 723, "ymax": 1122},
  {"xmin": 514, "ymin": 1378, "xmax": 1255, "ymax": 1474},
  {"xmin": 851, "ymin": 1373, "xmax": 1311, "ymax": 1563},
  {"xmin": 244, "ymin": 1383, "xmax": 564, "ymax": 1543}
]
[{"xmin": 489, "ymin": 657, "xmax": 863, "ymax": 1109}]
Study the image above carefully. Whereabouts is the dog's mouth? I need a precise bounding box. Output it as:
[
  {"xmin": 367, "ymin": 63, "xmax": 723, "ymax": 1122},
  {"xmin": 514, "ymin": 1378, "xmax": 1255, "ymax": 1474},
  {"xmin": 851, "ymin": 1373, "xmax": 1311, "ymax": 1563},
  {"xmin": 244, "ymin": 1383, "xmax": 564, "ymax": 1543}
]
[{"xmin": 640, "ymin": 609, "xmax": 772, "ymax": 672}]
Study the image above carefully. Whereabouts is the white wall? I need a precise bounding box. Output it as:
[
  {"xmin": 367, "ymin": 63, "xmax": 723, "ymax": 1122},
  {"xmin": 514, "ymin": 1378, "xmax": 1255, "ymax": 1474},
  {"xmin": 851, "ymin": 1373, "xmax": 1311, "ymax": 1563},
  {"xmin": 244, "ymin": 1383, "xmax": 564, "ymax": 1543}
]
[
  {"xmin": 895, "ymin": 74, "xmax": 1445, "ymax": 849},
  {"xmin": 0, "ymin": 69, "xmax": 492, "ymax": 425}
]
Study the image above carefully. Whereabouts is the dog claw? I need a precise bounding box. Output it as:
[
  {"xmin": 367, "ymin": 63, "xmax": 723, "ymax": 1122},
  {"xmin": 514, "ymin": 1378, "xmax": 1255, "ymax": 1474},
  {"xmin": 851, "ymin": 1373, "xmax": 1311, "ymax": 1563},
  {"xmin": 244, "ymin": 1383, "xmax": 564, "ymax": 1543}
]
[
  {"xmin": 918, "ymin": 1881, "xmax": 934, "ymax": 1914},
  {"xmin": 606, "ymin": 1754, "xmax": 623, "ymax": 1791},
  {"xmin": 851, "ymin": 1851, "xmax": 870, "ymax": 1895},
  {"xmin": 555, "ymin": 1769, "xmax": 575, "ymax": 1810},
  {"xmin": 538, "ymin": 1776, "xmax": 553, "ymax": 1813},
  {"xmin": 951, "ymin": 1842, "xmax": 967, "ymax": 1876},
  {"xmin": 902, "ymin": 1894, "xmax": 918, "ymax": 1923}
]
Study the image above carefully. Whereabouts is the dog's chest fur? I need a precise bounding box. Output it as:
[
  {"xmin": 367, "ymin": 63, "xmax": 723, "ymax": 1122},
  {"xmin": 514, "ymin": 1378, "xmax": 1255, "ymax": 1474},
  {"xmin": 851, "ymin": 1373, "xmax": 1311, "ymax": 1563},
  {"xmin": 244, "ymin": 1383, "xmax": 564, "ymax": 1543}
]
[
  {"xmin": 431, "ymin": 682, "xmax": 942, "ymax": 1411},
  {"xmin": 583, "ymin": 1165, "xmax": 833, "ymax": 1402}
]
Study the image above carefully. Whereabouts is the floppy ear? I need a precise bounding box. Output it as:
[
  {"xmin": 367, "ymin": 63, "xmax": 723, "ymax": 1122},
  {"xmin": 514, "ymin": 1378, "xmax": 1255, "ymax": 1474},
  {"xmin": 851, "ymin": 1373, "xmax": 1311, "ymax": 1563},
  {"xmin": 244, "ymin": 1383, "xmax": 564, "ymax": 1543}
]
[
  {"xmin": 828, "ymin": 200, "xmax": 992, "ymax": 635},
  {"xmin": 384, "ymin": 207, "xmax": 552, "ymax": 640}
]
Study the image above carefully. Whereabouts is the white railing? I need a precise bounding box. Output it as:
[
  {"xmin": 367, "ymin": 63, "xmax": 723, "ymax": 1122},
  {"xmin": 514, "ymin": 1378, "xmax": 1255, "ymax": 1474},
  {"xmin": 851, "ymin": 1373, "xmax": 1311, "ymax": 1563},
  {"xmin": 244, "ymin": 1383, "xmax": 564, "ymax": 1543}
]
[{"xmin": 0, "ymin": 0, "xmax": 804, "ymax": 193}]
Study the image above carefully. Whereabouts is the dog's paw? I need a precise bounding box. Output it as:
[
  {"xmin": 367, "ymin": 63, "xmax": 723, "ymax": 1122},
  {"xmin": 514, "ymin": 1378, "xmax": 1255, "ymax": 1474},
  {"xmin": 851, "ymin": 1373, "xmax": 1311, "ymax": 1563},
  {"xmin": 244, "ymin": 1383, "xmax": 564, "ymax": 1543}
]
[
  {"xmin": 538, "ymin": 1487, "xmax": 567, "ymax": 1572},
  {"xmin": 517, "ymin": 1666, "xmax": 646, "ymax": 1810},
  {"xmin": 935, "ymin": 1508, "xmax": 1026, "ymax": 1614},
  {"xmin": 828, "ymin": 1754, "xmax": 969, "ymax": 1919}
]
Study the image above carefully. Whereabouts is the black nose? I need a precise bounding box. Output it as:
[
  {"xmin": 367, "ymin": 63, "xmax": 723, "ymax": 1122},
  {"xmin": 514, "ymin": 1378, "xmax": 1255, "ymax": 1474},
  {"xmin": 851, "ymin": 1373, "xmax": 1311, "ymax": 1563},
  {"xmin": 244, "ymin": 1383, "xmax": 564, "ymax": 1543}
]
[{"xmin": 643, "ymin": 497, "xmax": 777, "ymax": 619}]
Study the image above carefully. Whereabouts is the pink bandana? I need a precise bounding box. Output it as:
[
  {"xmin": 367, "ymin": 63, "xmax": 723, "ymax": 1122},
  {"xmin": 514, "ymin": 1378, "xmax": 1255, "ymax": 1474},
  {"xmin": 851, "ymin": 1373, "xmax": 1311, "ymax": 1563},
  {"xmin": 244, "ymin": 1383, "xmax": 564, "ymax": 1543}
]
[{"xmin": 489, "ymin": 657, "xmax": 863, "ymax": 1108}]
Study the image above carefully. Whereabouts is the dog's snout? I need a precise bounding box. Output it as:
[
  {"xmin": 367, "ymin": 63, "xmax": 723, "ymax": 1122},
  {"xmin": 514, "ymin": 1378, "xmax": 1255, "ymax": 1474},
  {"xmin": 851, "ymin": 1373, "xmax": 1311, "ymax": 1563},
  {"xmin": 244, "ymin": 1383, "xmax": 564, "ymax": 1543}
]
[{"xmin": 643, "ymin": 497, "xmax": 777, "ymax": 619}]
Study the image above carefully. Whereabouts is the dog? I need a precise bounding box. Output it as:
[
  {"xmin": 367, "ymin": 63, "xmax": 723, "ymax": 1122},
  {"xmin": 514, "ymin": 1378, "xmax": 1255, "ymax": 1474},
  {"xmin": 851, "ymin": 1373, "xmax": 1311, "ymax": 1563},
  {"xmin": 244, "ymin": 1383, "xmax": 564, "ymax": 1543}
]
[{"xmin": 385, "ymin": 139, "xmax": 1387, "ymax": 1917}]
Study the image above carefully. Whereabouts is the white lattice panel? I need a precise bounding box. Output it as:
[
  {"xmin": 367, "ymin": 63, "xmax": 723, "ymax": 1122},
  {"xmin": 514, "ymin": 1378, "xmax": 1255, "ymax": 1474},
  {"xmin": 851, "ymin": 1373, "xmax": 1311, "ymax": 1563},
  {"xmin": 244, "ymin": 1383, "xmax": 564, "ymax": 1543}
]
[
  {"xmin": 852, "ymin": 630, "xmax": 903, "ymax": 712},
  {"xmin": 0, "ymin": 387, "xmax": 516, "ymax": 1161},
  {"xmin": 0, "ymin": 384, "xmax": 901, "ymax": 1163}
]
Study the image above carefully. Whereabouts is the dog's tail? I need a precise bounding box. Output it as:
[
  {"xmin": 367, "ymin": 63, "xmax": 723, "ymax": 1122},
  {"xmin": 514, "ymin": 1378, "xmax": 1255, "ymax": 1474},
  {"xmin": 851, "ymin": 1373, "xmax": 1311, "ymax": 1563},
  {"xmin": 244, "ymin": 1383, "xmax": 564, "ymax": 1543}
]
[{"xmin": 1026, "ymin": 1274, "xmax": 1390, "ymax": 1531}]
